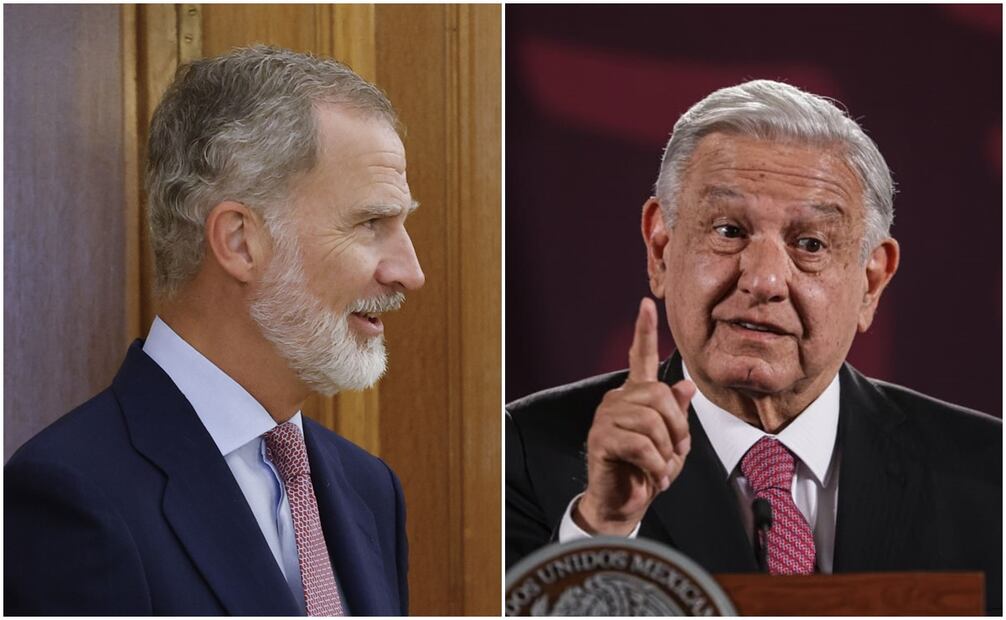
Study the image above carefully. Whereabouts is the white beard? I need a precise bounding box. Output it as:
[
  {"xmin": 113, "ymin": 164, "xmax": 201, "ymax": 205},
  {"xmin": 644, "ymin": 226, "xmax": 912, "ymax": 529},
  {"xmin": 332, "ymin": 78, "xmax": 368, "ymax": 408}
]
[{"xmin": 248, "ymin": 225, "xmax": 403, "ymax": 395}]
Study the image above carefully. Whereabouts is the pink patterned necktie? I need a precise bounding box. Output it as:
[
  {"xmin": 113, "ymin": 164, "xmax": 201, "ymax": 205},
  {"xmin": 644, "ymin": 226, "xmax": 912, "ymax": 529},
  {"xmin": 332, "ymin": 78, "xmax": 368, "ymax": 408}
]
[
  {"xmin": 740, "ymin": 437, "xmax": 816, "ymax": 575},
  {"xmin": 263, "ymin": 423, "xmax": 344, "ymax": 616}
]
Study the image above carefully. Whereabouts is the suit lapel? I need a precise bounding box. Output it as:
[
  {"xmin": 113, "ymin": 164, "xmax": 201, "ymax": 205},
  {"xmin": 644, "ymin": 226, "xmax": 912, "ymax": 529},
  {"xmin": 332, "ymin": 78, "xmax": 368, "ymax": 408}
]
[
  {"xmin": 113, "ymin": 343, "xmax": 299, "ymax": 615},
  {"xmin": 642, "ymin": 355, "xmax": 758, "ymax": 573},
  {"xmin": 641, "ymin": 357, "xmax": 932, "ymax": 573},
  {"xmin": 832, "ymin": 364, "xmax": 930, "ymax": 572},
  {"xmin": 304, "ymin": 422, "xmax": 391, "ymax": 615}
]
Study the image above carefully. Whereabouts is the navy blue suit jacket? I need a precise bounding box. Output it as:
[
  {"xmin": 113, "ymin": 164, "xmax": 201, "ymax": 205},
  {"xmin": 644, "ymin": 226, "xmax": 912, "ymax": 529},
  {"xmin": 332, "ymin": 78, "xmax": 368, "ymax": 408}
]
[{"xmin": 5, "ymin": 342, "xmax": 408, "ymax": 615}]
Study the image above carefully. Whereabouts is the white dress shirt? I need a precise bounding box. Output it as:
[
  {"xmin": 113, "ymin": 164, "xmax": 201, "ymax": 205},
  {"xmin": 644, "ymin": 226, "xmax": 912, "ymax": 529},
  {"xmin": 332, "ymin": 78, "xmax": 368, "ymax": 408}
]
[
  {"xmin": 559, "ymin": 360, "xmax": 841, "ymax": 573},
  {"xmin": 143, "ymin": 316, "xmax": 324, "ymax": 612}
]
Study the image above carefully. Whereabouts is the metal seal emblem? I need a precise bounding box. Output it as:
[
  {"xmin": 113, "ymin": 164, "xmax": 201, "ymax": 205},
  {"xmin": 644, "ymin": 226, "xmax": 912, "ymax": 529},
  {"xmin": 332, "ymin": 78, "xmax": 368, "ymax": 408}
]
[{"xmin": 505, "ymin": 537, "xmax": 737, "ymax": 616}]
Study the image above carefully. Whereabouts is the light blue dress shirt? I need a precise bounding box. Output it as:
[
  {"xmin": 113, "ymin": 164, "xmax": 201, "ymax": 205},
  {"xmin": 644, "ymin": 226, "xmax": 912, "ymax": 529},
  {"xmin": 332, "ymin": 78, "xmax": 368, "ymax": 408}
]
[{"xmin": 143, "ymin": 316, "xmax": 326, "ymax": 613}]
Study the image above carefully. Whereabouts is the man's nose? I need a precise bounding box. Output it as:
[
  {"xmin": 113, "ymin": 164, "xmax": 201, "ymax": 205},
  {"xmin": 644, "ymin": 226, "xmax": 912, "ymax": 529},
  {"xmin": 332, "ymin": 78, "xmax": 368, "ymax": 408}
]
[
  {"xmin": 737, "ymin": 238, "xmax": 789, "ymax": 303},
  {"xmin": 376, "ymin": 229, "xmax": 426, "ymax": 292}
]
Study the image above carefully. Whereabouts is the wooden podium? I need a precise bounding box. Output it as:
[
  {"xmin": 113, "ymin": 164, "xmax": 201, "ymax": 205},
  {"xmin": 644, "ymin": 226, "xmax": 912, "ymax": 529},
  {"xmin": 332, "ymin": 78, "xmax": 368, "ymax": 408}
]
[{"xmin": 714, "ymin": 572, "xmax": 985, "ymax": 615}]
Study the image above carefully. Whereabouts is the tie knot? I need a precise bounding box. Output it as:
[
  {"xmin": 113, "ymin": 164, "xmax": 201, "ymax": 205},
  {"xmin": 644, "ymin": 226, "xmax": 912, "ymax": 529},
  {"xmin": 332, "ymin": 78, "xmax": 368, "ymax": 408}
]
[
  {"xmin": 740, "ymin": 437, "xmax": 795, "ymax": 494},
  {"xmin": 263, "ymin": 422, "xmax": 311, "ymax": 481}
]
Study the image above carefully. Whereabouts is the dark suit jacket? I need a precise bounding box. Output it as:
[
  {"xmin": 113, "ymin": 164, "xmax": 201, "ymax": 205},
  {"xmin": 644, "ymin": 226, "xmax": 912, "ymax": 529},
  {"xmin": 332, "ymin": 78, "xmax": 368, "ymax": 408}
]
[
  {"xmin": 506, "ymin": 353, "xmax": 1002, "ymax": 614},
  {"xmin": 5, "ymin": 342, "xmax": 408, "ymax": 616}
]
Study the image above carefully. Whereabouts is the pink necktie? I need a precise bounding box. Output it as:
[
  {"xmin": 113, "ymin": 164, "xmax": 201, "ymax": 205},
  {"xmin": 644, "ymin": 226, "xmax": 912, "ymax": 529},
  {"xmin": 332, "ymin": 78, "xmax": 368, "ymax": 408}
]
[
  {"xmin": 264, "ymin": 423, "xmax": 345, "ymax": 616},
  {"xmin": 740, "ymin": 437, "xmax": 816, "ymax": 575}
]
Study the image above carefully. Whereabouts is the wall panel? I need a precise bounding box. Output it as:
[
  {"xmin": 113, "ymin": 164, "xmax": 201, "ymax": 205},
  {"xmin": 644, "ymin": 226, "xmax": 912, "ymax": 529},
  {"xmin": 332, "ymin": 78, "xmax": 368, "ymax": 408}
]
[
  {"xmin": 202, "ymin": 4, "xmax": 326, "ymax": 56},
  {"xmin": 457, "ymin": 8, "xmax": 502, "ymax": 612},
  {"xmin": 375, "ymin": 7, "xmax": 459, "ymax": 612},
  {"xmin": 4, "ymin": 5, "xmax": 126, "ymax": 460},
  {"xmin": 373, "ymin": 6, "xmax": 502, "ymax": 613}
]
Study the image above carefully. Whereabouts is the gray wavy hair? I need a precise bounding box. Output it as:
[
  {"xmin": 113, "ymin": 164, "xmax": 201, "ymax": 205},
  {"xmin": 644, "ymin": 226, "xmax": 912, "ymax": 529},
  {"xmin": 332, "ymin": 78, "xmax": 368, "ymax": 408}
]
[
  {"xmin": 145, "ymin": 45, "xmax": 397, "ymax": 297},
  {"xmin": 654, "ymin": 79, "xmax": 894, "ymax": 262}
]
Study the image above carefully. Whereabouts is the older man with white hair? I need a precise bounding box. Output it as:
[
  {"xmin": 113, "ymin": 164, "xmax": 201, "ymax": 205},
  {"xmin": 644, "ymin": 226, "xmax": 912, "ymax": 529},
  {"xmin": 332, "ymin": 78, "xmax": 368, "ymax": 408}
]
[
  {"xmin": 6, "ymin": 46, "xmax": 423, "ymax": 615},
  {"xmin": 506, "ymin": 79, "xmax": 1001, "ymax": 614}
]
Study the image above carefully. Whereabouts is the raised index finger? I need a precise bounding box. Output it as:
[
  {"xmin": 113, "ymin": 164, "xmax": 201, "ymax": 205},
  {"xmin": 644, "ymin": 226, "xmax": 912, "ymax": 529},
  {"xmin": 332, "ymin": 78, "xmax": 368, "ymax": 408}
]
[{"xmin": 627, "ymin": 298, "xmax": 660, "ymax": 383}]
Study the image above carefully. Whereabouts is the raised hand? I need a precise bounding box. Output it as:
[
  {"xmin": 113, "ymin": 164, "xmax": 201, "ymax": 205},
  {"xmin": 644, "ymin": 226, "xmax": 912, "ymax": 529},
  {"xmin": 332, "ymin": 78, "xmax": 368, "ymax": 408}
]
[{"xmin": 574, "ymin": 298, "xmax": 696, "ymax": 535}]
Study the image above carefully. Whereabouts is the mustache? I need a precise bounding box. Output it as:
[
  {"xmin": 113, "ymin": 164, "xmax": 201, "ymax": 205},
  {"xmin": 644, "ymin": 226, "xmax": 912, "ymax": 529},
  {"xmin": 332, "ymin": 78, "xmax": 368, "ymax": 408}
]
[{"xmin": 348, "ymin": 292, "xmax": 406, "ymax": 315}]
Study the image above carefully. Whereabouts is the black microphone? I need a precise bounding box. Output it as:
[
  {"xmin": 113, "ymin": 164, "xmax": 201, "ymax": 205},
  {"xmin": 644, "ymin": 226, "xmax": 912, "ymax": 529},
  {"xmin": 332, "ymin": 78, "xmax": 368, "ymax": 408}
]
[{"xmin": 752, "ymin": 498, "xmax": 772, "ymax": 573}]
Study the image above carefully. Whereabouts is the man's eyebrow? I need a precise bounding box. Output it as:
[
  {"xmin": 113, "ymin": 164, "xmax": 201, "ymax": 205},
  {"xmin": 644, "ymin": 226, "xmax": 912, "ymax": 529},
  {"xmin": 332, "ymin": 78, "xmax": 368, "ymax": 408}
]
[
  {"xmin": 700, "ymin": 185, "xmax": 744, "ymax": 201},
  {"xmin": 354, "ymin": 200, "xmax": 419, "ymax": 219},
  {"xmin": 700, "ymin": 186, "xmax": 847, "ymax": 217},
  {"xmin": 806, "ymin": 202, "xmax": 846, "ymax": 218}
]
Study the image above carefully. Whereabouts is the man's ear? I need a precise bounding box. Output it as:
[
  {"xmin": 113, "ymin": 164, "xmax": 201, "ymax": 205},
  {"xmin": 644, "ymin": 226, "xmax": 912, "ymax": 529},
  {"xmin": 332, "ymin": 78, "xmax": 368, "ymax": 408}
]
[
  {"xmin": 641, "ymin": 197, "xmax": 670, "ymax": 298},
  {"xmin": 204, "ymin": 201, "xmax": 268, "ymax": 285},
  {"xmin": 858, "ymin": 237, "xmax": 900, "ymax": 332}
]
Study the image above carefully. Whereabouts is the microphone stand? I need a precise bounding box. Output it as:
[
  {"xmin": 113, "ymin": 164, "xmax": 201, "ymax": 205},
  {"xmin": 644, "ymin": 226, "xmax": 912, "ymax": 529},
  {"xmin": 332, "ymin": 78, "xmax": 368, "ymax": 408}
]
[{"xmin": 752, "ymin": 498, "xmax": 772, "ymax": 573}]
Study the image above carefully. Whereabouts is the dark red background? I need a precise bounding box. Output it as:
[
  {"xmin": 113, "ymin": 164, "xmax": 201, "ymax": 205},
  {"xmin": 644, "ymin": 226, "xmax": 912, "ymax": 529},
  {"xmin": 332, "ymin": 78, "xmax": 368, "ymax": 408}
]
[{"xmin": 506, "ymin": 4, "xmax": 1002, "ymax": 417}]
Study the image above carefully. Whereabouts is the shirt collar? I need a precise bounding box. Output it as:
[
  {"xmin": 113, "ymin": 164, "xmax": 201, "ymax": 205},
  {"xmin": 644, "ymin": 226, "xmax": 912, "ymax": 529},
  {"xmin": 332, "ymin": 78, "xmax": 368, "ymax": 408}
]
[
  {"xmin": 142, "ymin": 316, "xmax": 303, "ymax": 457},
  {"xmin": 683, "ymin": 361, "xmax": 840, "ymax": 486}
]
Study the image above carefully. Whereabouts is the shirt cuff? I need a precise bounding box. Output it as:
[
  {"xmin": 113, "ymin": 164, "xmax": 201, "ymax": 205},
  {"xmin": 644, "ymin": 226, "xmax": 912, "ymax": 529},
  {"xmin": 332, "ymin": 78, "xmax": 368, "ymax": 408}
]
[{"xmin": 557, "ymin": 493, "xmax": 642, "ymax": 542}]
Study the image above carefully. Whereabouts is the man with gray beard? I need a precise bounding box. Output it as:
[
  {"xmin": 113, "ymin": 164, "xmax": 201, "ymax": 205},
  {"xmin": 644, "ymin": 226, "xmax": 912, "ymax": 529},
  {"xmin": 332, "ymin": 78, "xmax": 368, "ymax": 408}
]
[{"xmin": 5, "ymin": 46, "xmax": 422, "ymax": 615}]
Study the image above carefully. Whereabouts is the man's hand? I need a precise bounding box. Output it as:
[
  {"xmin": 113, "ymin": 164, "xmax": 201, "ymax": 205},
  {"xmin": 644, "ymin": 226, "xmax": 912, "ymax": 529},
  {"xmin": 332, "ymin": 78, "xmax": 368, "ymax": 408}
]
[{"xmin": 574, "ymin": 298, "xmax": 696, "ymax": 535}]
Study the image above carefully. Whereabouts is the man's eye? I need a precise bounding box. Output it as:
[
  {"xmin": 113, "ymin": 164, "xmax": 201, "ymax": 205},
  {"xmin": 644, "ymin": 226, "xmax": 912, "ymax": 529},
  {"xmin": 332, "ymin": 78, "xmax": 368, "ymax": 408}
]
[
  {"xmin": 796, "ymin": 237, "xmax": 825, "ymax": 253},
  {"xmin": 713, "ymin": 224, "xmax": 744, "ymax": 239},
  {"xmin": 362, "ymin": 218, "xmax": 381, "ymax": 230}
]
